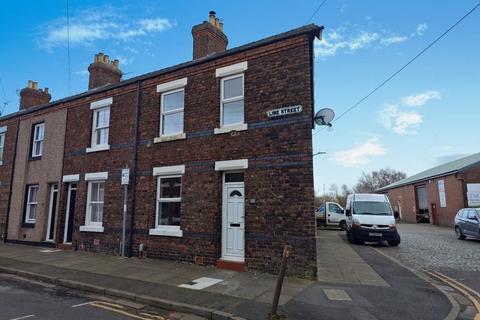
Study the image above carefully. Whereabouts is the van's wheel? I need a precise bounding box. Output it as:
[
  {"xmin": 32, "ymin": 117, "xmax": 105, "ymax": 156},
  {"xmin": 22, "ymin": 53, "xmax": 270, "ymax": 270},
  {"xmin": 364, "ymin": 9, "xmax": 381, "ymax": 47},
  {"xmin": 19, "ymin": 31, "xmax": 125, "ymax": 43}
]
[
  {"xmin": 455, "ymin": 226, "xmax": 466, "ymax": 240},
  {"xmin": 387, "ymin": 234, "xmax": 401, "ymax": 247},
  {"xmin": 339, "ymin": 220, "xmax": 347, "ymax": 231}
]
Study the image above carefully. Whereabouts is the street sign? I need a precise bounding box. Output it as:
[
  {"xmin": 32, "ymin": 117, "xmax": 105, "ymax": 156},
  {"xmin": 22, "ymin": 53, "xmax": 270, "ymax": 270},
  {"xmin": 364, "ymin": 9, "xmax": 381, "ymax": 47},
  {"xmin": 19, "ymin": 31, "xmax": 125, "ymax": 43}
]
[
  {"xmin": 121, "ymin": 168, "xmax": 130, "ymax": 185},
  {"xmin": 267, "ymin": 105, "xmax": 302, "ymax": 118}
]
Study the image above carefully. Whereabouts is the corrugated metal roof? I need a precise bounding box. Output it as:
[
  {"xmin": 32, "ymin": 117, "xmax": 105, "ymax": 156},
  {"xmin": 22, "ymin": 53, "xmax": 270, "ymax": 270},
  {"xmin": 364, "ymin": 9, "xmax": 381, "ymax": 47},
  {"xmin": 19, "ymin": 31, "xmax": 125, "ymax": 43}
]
[{"xmin": 379, "ymin": 152, "xmax": 480, "ymax": 191}]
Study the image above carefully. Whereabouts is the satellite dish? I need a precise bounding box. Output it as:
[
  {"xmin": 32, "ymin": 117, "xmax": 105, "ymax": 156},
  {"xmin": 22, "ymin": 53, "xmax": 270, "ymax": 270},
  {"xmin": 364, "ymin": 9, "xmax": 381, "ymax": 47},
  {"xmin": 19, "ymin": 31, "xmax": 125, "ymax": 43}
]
[{"xmin": 314, "ymin": 108, "xmax": 335, "ymax": 127}]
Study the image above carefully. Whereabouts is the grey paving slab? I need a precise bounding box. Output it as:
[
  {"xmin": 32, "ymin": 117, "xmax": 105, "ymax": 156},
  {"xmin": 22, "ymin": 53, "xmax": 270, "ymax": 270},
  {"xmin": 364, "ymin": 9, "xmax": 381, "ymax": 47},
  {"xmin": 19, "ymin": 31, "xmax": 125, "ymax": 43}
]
[{"xmin": 316, "ymin": 231, "xmax": 389, "ymax": 287}]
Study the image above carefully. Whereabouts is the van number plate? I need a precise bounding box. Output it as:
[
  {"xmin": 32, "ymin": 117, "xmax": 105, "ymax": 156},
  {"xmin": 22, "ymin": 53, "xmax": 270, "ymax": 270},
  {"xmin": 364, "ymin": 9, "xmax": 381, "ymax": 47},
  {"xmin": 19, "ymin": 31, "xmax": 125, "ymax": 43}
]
[{"xmin": 368, "ymin": 232, "xmax": 382, "ymax": 237}]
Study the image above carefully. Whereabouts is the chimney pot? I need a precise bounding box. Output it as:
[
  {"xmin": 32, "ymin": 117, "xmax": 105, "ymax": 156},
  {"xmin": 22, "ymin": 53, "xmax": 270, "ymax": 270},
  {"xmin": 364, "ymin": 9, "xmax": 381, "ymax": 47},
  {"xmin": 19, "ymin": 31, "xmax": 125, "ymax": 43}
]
[
  {"xmin": 215, "ymin": 18, "xmax": 220, "ymax": 29},
  {"xmin": 209, "ymin": 11, "xmax": 216, "ymax": 26}
]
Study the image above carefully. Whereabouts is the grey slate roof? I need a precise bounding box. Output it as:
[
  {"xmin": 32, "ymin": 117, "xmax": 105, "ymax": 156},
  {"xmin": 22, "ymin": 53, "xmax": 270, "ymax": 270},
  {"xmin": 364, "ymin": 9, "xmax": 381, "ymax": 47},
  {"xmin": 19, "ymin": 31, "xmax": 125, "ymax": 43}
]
[
  {"xmin": 0, "ymin": 24, "xmax": 323, "ymax": 121},
  {"xmin": 379, "ymin": 152, "xmax": 480, "ymax": 191}
]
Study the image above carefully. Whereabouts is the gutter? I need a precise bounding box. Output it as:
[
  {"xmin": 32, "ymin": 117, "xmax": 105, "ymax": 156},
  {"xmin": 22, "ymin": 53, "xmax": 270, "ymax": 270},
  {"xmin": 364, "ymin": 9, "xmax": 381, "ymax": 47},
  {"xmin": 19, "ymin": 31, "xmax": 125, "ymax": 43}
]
[{"xmin": 128, "ymin": 80, "xmax": 141, "ymax": 257}]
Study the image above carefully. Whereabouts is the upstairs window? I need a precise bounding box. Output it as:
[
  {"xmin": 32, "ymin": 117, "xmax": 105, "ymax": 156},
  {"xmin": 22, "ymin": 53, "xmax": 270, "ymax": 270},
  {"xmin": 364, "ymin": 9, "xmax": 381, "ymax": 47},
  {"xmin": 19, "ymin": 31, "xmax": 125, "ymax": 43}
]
[
  {"xmin": 161, "ymin": 89, "xmax": 184, "ymax": 136},
  {"xmin": 25, "ymin": 185, "xmax": 39, "ymax": 223},
  {"xmin": 31, "ymin": 123, "xmax": 45, "ymax": 158},
  {"xmin": 88, "ymin": 97, "xmax": 112, "ymax": 153},
  {"xmin": 221, "ymin": 74, "xmax": 244, "ymax": 126},
  {"xmin": 93, "ymin": 107, "xmax": 110, "ymax": 147}
]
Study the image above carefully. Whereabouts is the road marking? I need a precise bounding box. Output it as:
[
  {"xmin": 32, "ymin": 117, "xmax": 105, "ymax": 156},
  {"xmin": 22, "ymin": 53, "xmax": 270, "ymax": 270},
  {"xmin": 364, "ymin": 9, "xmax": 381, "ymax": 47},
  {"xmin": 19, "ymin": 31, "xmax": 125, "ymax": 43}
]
[
  {"xmin": 93, "ymin": 301, "xmax": 126, "ymax": 309},
  {"xmin": 428, "ymin": 271, "xmax": 480, "ymax": 320},
  {"xmin": 9, "ymin": 315, "xmax": 35, "ymax": 320},
  {"xmin": 90, "ymin": 302, "xmax": 151, "ymax": 320},
  {"xmin": 71, "ymin": 301, "xmax": 95, "ymax": 308},
  {"xmin": 140, "ymin": 312, "xmax": 166, "ymax": 319}
]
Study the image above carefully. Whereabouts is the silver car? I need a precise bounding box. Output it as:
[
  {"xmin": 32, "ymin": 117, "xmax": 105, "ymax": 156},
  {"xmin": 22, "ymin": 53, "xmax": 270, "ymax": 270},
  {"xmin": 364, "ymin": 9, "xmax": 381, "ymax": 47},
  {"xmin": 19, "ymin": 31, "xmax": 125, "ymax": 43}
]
[{"xmin": 454, "ymin": 208, "xmax": 480, "ymax": 240}]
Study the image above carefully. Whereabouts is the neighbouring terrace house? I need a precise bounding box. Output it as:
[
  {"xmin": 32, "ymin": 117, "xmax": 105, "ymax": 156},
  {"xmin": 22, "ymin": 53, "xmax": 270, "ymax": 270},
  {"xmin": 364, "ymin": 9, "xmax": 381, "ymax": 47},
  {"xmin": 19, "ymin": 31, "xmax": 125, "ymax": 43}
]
[
  {"xmin": 0, "ymin": 12, "xmax": 323, "ymax": 277},
  {"xmin": 379, "ymin": 152, "xmax": 480, "ymax": 227}
]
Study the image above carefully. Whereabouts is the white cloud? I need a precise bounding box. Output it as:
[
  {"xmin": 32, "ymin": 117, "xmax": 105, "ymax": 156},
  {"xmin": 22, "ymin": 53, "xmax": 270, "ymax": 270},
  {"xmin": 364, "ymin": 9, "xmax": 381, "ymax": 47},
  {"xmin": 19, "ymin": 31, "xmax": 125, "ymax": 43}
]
[
  {"xmin": 400, "ymin": 90, "xmax": 441, "ymax": 107},
  {"xmin": 414, "ymin": 23, "xmax": 428, "ymax": 36},
  {"xmin": 334, "ymin": 139, "xmax": 386, "ymax": 167},
  {"xmin": 315, "ymin": 31, "xmax": 379, "ymax": 58},
  {"xmin": 316, "ymin": 22, "xmax": 429, "ymax": 59},
  {"xmin": 379, "ymin": 104, "xmax": 423, "ymax": 135},
  {"xmin": 381, "ymin": 35, "xmax": 408, "ymax": 45},
  {"xmin": 74, "ymin": 70, "xmax": 89, "ymax": 76},
  {"xmin": 38, "ymin": 8, "xmax": 173, "ymax": 50}
]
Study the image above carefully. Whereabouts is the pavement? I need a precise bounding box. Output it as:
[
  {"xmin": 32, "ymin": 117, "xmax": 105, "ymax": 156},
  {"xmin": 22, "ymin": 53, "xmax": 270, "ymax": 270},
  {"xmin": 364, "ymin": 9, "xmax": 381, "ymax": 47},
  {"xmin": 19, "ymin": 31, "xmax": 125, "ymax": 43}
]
[{"xmin": 0, "ymin": 228, "xmax": 458, "ymax": 320}]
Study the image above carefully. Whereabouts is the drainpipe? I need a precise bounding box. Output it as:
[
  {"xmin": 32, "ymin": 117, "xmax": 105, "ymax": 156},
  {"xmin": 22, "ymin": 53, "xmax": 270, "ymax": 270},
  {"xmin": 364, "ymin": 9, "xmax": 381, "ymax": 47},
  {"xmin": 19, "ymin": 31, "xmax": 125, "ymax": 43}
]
[
  {"xmin": 3, "ymin": 117, "xmax": 20, "ymax": 242},
  {"xmin": 128, "ymin": 80, "xmax": 141, "ymax": 257}
]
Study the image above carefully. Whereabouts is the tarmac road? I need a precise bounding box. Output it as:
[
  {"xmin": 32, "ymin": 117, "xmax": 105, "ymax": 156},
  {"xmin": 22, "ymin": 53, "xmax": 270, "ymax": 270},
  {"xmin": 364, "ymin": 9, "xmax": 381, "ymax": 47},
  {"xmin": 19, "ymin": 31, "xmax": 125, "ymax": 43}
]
[{"xmin": 0, "ymin": 273, "xmax": 196, "ymax": 320}]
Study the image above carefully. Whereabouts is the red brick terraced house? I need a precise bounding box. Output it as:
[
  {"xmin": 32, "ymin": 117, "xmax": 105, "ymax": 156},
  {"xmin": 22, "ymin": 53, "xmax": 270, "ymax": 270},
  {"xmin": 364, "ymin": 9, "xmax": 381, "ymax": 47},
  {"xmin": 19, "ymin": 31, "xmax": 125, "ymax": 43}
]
[{"xmin": 0, "ymin": 12, "xmax": 323, "ymax": 278}]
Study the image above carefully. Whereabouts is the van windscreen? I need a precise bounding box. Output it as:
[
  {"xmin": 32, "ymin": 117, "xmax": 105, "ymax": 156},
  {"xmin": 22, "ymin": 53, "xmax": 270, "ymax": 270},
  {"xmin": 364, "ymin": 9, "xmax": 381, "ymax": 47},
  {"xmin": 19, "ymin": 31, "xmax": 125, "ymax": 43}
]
[{"xmin": 353, "ymin": 201, "xmax": 392, "ymax": 216}]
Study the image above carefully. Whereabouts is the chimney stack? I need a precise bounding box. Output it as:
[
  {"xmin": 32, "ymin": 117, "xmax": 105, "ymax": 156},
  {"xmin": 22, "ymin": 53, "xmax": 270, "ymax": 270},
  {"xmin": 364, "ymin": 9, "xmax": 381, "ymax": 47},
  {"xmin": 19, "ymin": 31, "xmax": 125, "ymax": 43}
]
[
  {"xmin": 192, "ymin": 11, "xmax": 228, "ymax": 60},
  {"xmin": 19, "ymin": 80, "xmax": 52, "ymax": 110},
  {"xmin": 88, "ymin": 52, "xmax": 122, "ymax": 90}
]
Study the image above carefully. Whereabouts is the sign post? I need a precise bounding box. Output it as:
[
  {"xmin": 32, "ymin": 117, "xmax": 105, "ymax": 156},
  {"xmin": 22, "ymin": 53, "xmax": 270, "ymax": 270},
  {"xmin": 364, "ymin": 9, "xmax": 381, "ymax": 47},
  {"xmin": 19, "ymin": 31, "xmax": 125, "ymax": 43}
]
[{"xmin": 121, "ymin": 167, "xmax": 130, "ymax": 257}]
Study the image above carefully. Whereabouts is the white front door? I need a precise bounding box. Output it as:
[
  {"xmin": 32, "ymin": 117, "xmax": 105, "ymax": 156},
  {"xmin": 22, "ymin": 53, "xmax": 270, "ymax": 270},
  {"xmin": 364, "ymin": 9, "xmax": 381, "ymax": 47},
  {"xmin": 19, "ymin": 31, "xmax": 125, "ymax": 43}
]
[{"xmin": 222, "ymin": 183, "xmax": 245, "ymax": 261}]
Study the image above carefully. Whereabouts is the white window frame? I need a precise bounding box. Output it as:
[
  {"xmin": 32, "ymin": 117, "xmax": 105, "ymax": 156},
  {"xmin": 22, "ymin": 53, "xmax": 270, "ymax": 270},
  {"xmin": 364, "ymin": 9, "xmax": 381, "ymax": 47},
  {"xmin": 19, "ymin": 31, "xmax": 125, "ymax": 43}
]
[
  {"xmin": 80, "ymin": 180, "xmax": 105, "ymax": 233},
  {"xmin": 31, "ymin": 122, "xmax": 45, "ymax": 157},
  {"xmin": 149, "ymin": 173, "xmax": 183, "ymax": 237},
  {"xmin": 87, "ymin": 97, "xmax": 112, "ymax": 153},
  {"xmin": 0, "ymin": 131, "xmax": 5, "ymax": 165},
  {"xmin": 25, "ymin": 185, "xmax": 39, "ymax": 224},
  {"xmin": 160, "ymin": 88, "xmax": 185, "ymax": 137},
  {"xmin": 219, "ymin": 73, "xmax": 245, "ymax": 128},
  {"xmin": 155, "ymin": 78, "xmax": 187, "ymax": 143}
]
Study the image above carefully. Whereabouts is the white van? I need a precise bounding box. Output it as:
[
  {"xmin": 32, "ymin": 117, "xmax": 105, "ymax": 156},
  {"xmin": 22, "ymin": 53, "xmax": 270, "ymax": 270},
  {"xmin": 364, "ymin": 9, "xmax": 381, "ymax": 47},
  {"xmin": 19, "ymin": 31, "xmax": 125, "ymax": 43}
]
[
  {"xmin": 345, "ymin": 193, "xmax": 400, "ymax": 246},
  {"xmin": 315, "ymin": 202, "xmax": 347, "ymax": 229}
]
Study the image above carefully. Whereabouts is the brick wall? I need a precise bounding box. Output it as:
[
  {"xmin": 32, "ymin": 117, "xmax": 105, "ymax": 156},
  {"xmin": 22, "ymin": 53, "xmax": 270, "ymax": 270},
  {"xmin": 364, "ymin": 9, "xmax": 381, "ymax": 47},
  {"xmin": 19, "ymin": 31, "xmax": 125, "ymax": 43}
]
[
  {"xmin": 0, "ymin": 118, "xmax": 18, "ymax": 240},
  {"xmin": 386, "ymin": 166, "xmax": 480, "ymax": 227},
  {"xmin": 55, "ymin": 32, "xmax": 316, "ymax": 277}
]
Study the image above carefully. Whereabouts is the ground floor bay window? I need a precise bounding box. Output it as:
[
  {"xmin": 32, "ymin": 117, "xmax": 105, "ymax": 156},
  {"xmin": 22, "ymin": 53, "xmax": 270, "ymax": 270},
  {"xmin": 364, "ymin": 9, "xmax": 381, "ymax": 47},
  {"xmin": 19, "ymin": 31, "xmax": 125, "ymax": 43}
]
[{"xmin": 150, "ymin": 165, "xmax": 184, "ymax": 237}]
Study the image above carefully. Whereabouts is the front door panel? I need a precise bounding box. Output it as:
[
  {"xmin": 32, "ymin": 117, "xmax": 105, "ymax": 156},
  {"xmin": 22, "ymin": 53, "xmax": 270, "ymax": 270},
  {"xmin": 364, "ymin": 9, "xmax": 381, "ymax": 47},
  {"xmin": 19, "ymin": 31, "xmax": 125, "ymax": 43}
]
[{"xmin": 223, "ymin": 184, "xmax": 245, "ymax": 261}]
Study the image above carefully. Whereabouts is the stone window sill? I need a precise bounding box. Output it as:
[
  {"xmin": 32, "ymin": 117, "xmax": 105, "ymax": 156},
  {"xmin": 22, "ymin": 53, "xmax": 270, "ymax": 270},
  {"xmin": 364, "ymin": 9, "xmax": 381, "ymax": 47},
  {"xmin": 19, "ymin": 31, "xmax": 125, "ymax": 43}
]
[
  {"xmin": 79, "ymin": 225, "xmax": 104, "ymax": 233},
  {"xmin": 214, "ymin": 123, "xmax": 248, "ymax": 135},
  {"xmin": 153, "ymin": 133, "xmax": 186, "ymax": 144},
  {"xmin": 149, "ymin": 227, "xmax": 183, "ymax": 237},
  {"xmin": 86, "ymin": 145, "xmax": 110, "ymax": 153}
]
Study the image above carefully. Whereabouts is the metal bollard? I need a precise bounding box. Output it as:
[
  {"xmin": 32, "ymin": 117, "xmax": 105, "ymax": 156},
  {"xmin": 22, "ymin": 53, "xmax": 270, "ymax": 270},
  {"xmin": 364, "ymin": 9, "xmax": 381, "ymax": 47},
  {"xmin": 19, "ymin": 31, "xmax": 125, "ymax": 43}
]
[{"xmin": 271, "ymin": 245, "xmax": 292, "ymax": 318}]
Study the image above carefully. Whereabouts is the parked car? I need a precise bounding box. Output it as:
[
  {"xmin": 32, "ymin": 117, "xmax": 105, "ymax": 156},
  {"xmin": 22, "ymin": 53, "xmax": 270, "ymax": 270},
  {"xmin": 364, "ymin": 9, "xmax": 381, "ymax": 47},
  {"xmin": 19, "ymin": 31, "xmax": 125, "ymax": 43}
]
[
  {"xmin": 454, "ymin": 208, "xmax": 480, "ymax": 240},
  {"xmin": 345, "ymin": 193, "xmax": 401, "ymax": 246},
  {"xmin": 315, "ymin": 202, "xmax": 347, "ymax": 229}
]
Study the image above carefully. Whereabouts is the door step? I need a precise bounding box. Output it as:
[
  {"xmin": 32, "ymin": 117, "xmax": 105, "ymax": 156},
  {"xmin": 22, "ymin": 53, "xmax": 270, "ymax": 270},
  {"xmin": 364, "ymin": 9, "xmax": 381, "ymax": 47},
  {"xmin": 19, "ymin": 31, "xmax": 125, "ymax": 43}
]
[
  {"xmin": 56, "ymin": 244, "xmax": 73, "ymax": 250},
  {"xmin": 216, "ymin": 259, "xmax": 245, "ymax": 272}
]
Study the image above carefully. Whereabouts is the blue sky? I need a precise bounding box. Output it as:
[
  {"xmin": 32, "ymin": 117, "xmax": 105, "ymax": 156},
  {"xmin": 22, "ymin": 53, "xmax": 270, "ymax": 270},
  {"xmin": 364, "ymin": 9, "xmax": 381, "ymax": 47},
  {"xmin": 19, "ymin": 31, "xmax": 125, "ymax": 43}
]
[{"xmin": 1, "ymin": 1, "xmax": 479, "ymax": 194}]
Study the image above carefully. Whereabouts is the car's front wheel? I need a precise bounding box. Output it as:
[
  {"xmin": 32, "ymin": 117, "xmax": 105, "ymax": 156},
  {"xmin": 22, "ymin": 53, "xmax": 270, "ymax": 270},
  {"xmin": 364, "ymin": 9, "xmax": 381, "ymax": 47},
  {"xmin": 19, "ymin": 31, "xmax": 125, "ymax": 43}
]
[
  {"xmin": 455, "ymin": 226, "xmax": 466, "ymax": 240},
  {"xmin": 339, "ymin": 220, "xmax": 347, "ymax": 230}
]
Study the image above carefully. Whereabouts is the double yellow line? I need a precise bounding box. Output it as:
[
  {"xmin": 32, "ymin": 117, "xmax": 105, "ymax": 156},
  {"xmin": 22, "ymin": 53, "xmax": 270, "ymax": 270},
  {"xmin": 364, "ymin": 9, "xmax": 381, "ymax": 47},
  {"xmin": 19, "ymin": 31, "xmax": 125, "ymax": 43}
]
[
  {"xmin": 427, "ymin": 271, "xmax": 480, "ymax": 320},
  {"xmin": 89, "ymin": 301, "xmax": 166, "ymax": 320}
]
